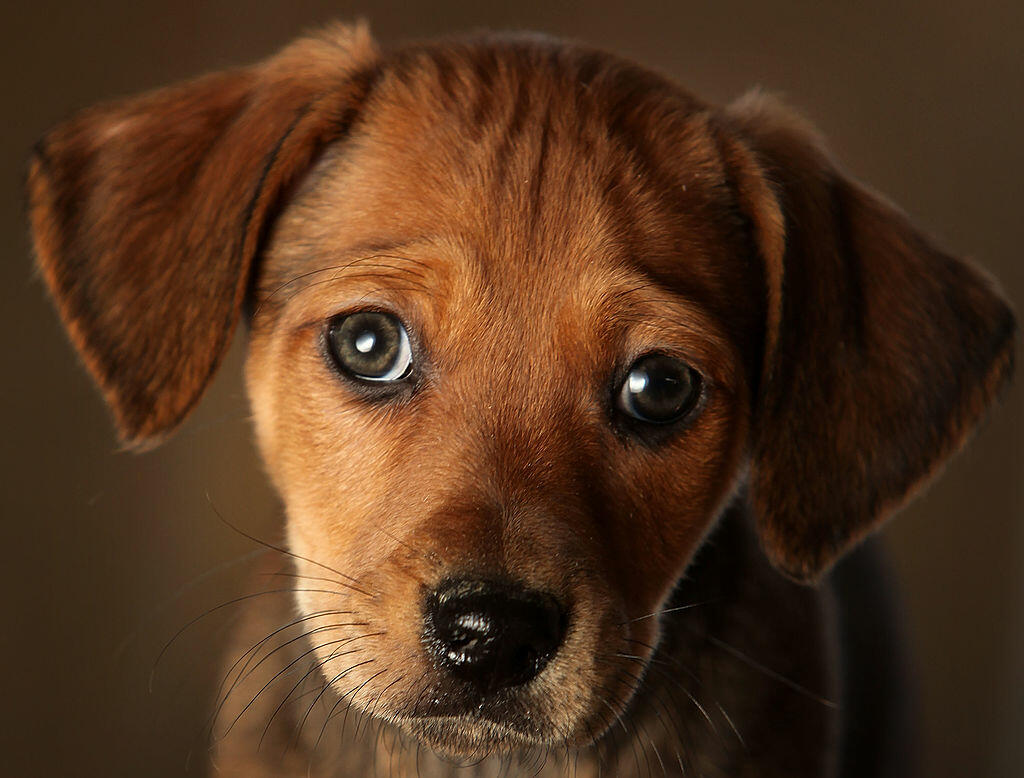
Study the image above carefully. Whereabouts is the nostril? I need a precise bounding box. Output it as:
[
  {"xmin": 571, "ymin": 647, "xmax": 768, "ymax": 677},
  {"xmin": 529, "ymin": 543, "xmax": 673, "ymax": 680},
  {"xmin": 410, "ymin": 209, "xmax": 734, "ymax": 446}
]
[{"xmin": 424, "ymin": 580, "xmax": 568, "ymax": 691}]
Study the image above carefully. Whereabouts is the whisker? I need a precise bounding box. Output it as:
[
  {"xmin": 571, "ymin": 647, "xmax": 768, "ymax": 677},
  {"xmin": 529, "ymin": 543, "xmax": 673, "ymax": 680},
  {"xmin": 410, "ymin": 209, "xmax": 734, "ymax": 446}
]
[
  {"xmin": 598, "ymin": 666, "xmax": 660, "ymax": 777},
  {"xmin": 242, "ymin": 622, "xmax": 369, "ymax": 684},
  {"xmin": 581, "ymin": 719, "xmax": 604, "ymax": 777},
  {"xmin": 261, "ymin": 570, "xmax": 364, "ymax": 590},
  {"xmin": 230, "ymin": 634, "xmax": 378, "ymax": 740},
  {"xmin": 392, "ymin": 668, "xmax": 431, "ymax": 720},
  {"xmin": 643, "ymin": 660, "xmax": 719, "ymax": 738},
  {"xmin": 328, "ymin": 665, "xmax": 388, "ymax": 747},
  {"xmin": 294, "ymin": 659, "xmax": 378, "ymax": 750},
  {"xmin": 596, "ymin": 690, "xmax": 632, "ymax": 747},
  {"xmin": 526, "ymin": 742, "xmax": 548, "ymax": 776},
  {"xmin": 622, "ymin": 634, "xmax": 746, "ymax": 751},
  {"xmin": 205, "ymin": 494, "xmax": 374, "ymax": 597},
  {"xmin": 715, "ymin": 697, "xmax": 745, "ymax": 749},
  {"xmin": 608, "ymin": 656, "xmax": 684, "ymax": 742},
  {"xmin": 618, "ymin": 636, "xmax": 725, "ymax": 735},
  {"xmin": 355, "ymin": 672, "xmax": 405, "ymax": 743},
  {"xmin": 210, "ymin": 608, "xmax": 353, "ymax": 730},
  {"xmin": 646, "ymin": 681, "xmax": 689, "ymax": 776},
  {"xmin": 613, "ymin": 651, "xmax": 646, "ymax": 662},
  {"xmin": 150, "ymin": 588, "xmax": 361, "ymax": 692},
  {"xmin": 403, "ymin": 673, "xmax": 436, "ymax": 722},
  {"xmin": 215, "ymin": 620, "xmax": 369, "ymax": 726},
  {"xmin": 113, "ymin": 548, "xmax": 265, "ymax": 661},
  {"xmin": 256, "ymin": 645, "xmax": 367, "ymax": 750},
  {"xmin": 220, "ymin": 636, "xmax": 352, "ymax": 739},
  {"xmin": 698, "ymin": 630, "xmax": 837, "ymax": 709},
  {"xmin": 619, "ymin": 598, "xmax": 719, "ymax": 625},
  {"xmin": 637, "ymin": 715, "xmax": 664, "ymax": 778},
  {"xmin": 368, "ymin": 708, "xmax": 388, "ymax": 777}
]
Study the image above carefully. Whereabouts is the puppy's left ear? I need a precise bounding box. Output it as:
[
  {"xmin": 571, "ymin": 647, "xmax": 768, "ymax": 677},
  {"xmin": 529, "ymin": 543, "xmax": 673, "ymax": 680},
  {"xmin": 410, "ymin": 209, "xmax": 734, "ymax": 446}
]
[
  {"xmin": 716, "ymin": 92, "xmax": 1016, "ymax": 582},
  {"xmin": 28, "ymin": 23, "xmax": 379, "ymax": 447}
]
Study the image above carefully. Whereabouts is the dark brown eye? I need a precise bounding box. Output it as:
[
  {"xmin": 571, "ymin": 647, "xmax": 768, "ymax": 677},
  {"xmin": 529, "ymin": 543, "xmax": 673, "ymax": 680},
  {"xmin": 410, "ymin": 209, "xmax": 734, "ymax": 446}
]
[
  {"xmin": 326, "ymin": 311, "xmax": 412, "ymax": 382},
  {"xmin": 618, "ymin": 354, "xmax": 701, "ymax": 424}
]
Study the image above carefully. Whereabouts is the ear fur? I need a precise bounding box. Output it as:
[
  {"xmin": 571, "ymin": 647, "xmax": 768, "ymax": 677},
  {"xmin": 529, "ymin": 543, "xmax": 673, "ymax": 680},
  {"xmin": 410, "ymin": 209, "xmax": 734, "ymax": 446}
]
[
  {"xmin": 28, "ymin": 22, "xmax": 379, "ymax": 447},
  {"xmin": 718, "ymin": 91, "xmax": 1016, "ymax": 582}
]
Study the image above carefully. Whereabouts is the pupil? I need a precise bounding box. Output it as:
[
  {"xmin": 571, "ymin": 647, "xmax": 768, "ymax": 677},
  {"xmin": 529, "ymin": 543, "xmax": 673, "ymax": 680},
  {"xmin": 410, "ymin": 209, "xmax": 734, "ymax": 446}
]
[
  {"xmin": 622, "ymin": 354, "xmax": 698, "ymax": 423},
  {"xmin": 329, "ymin": 312, "xmax": 407, "ymax": 380}
]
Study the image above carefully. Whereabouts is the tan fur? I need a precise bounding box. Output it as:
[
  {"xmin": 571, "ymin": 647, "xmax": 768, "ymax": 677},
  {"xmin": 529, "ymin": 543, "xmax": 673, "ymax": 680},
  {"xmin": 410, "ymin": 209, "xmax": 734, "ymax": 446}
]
[{"xmin": 28, "ymin": 23, "xmax": 1014, "ymax": 777}]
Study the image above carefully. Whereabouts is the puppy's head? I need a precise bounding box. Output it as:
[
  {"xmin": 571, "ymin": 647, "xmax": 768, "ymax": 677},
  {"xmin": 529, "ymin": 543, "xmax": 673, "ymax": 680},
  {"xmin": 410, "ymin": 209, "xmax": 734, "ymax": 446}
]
[{"xmin": 29, "ymin": 23, "xmax": 1014, "ymax": 759}]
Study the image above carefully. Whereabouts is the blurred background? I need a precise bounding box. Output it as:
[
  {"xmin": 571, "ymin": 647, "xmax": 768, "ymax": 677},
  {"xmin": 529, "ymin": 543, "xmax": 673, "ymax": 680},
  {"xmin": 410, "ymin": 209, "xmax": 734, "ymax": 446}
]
[{"xmin": 2, "ymin": 1, "xmax": 1021, "ymax": 775}]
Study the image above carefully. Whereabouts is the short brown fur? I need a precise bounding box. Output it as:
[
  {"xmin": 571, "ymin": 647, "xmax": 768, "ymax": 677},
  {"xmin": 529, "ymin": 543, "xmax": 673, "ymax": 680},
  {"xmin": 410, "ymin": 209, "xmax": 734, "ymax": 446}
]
[{"xmin": 29, "ymin": 23, "xmax": 1014, "ymax": 777}]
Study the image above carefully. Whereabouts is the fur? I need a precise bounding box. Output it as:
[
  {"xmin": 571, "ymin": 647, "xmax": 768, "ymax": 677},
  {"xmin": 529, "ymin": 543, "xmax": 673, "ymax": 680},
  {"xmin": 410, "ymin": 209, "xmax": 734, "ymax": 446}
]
[{"xmin": 28, "ymin": 23, "xmax": 1014, "ymax": 776}]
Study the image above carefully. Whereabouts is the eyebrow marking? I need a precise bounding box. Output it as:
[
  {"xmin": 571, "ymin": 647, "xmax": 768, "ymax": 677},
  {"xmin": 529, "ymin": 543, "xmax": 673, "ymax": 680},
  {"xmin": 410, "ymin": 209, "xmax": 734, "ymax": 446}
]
[
  {"xmin": 280, "ymin": 265, "xmax": 431, "ymax": 308},
  {"xmin": 606, "ymin": 273, "xmax": 715, "ymax": 333},
  {"xmin": 255, "ymin": 247, "xmax": 432, "ymax": 318}
]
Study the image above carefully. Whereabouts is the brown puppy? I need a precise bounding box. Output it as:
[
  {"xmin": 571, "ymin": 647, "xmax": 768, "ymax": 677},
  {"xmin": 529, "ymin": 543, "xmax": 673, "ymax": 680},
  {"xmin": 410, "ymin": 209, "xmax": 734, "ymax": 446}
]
[{"xmin": 28, "ymin": 22, "xmax": 1014, "ymax": 777}]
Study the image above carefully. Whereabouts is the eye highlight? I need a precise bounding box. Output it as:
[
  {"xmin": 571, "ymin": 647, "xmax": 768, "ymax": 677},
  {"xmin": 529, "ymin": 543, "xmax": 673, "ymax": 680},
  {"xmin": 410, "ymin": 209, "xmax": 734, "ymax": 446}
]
[
  {"xmin": 618, "ymin": 354, "xmax": 701, "ymax": 424},
  {"xmin": 326, "ymin": 311, "xmax": 413, "ymax": 382}
]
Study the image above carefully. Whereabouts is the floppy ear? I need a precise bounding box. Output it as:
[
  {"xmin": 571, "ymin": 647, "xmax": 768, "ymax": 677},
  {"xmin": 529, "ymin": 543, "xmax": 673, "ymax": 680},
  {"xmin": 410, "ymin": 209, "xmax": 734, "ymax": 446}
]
[
  {"xmin": 717, "ymin": 92, "xmax": 1016, "ymax": 582},
  {"xmin": 28, "ymin": 22, "xmax": 379, "ymax": 447}
]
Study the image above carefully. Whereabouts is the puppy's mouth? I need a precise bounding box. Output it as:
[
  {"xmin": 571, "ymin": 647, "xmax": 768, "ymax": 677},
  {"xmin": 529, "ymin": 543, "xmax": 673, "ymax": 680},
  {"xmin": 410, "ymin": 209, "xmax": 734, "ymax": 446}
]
[
  {"xmin": 396, "ymin": 712, "xmax": 544, "ymax": 761},
  {"xmin": 383, "ymin": 675, "xmax": 603, "ymax": 761},
  {"xmin": 376, "ymin": 635, "xmax": 650, "ymax": 762},
  {"xmin": 294, "ymin": 564, "xmax": 658, "ymax": 761},
  {"xmin": 344, "ymin": 578, "xmax": 651, "ymax": 761}
]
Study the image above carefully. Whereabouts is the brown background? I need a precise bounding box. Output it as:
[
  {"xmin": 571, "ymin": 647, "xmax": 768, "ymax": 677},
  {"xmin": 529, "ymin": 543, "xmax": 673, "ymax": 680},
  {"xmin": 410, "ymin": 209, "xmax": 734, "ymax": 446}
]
[{"xmin": 2, "ymin": 1, "xmax": 1021, "ymax": 776}]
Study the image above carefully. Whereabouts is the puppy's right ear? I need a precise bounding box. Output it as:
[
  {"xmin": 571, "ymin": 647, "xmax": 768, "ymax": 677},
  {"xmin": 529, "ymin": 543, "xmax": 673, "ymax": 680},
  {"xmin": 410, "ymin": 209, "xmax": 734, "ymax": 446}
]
[{"xmin": 28, "ymin": 22, "xmax": 379, "ymax": 447}]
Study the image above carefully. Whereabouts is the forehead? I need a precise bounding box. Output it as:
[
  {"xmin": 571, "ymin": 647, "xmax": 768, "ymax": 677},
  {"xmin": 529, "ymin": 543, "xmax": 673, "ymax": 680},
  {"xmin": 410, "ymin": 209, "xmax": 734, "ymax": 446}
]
[{"xmin": 260, "ymin": 41, "xmax": 763, "ymax": 373}]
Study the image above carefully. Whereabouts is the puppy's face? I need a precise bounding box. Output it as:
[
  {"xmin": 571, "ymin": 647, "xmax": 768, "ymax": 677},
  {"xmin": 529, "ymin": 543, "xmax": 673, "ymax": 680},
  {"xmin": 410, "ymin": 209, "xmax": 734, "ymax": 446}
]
[
  {"xmin": 244, "ymin": 57, "xmax": 759, "ymax": 754},
  {"xmin": 28, "ymin": 24, "xmax": 1013, "ymax": 765}
]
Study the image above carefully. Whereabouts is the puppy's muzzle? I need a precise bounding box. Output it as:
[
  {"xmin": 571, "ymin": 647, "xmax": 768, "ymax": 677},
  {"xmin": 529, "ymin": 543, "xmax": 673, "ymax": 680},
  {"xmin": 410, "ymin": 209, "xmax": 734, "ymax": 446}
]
[{"xmin": 424, "ymin": 579, "xmax": 568, "ymax": 692}]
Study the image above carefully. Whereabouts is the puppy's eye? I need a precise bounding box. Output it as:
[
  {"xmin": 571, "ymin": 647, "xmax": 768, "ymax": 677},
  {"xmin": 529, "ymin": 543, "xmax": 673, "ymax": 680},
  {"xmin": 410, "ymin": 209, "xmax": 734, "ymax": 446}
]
[
  {"xmin": 618, "ymin": 354, "xmax": 701, "ymax": 424},
  {"xmin": 326, "ymin": 312, "xmax": 413, "ymax": 382}
]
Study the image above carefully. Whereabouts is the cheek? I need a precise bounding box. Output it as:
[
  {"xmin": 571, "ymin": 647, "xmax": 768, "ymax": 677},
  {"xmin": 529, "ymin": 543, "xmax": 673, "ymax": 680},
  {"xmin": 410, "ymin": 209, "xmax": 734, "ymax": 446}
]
[
  {"xmin": 246, "ymin": 331, "xmax": 398, "ymax": 572},
  {"xmin": 606, "ymin": 394, "xmax": 748, "ymax": 616}
]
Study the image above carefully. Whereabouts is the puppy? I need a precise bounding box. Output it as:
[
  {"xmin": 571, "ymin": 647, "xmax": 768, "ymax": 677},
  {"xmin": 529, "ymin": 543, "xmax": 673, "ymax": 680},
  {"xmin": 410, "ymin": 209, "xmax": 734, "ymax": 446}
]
[{"xmin": 28, "ymin": 22, "xmax": 1014, "ymax": 777}]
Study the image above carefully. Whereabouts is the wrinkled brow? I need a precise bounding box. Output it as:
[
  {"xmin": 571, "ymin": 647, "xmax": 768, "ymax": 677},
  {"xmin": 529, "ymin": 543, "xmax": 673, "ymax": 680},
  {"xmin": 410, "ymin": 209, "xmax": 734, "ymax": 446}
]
[{"xmin": 252, "ymin": 242, "xmax": 439, "ymax": 320}]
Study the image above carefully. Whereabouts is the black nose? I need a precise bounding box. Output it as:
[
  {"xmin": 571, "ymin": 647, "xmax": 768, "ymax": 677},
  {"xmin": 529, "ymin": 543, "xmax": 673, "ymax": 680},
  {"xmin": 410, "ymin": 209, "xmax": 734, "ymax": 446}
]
[{"xmin": 424, "ymin": 580, "xmax": 568, "ymax": 691}]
